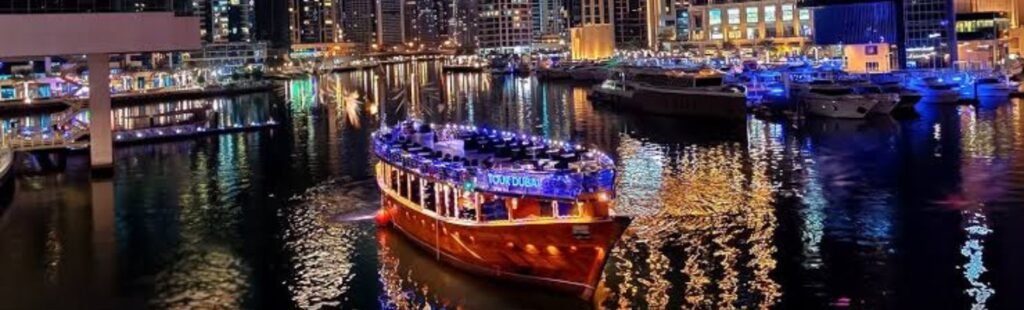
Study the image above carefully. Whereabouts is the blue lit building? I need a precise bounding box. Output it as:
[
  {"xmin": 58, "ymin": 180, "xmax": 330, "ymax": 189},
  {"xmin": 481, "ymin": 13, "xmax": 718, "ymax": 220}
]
[
  {"xmin": 897, "ymin": 0, "xmax": 957, "ymax": 68},
  {"xmin": 802, "ymin": 0, "xmax": 957, "ymax": 69}
]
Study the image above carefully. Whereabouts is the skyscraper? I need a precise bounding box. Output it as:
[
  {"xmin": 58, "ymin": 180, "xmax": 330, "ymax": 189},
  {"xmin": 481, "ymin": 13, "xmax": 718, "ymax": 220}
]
[
  {"xmin": 341, "ymin": 0, "xmax": 378, "ymax": 46},
  {"xmin": 533, "ymin": 0, "xmax": 567, "ymax": 40},
  {"xmin": 405, "ymin": 0, "xmax": 450, "ymax": 48},
  {"xmin": 614, "ymin": 0, "xmax": 648, "ymax": 48},
  {"xmin": 289, "ymin": 0, "xmax": 341, "ymax": 44},
  {"xmin": 452, "ymin": 0, "xmax": 479, "ymax": 48},
  {"xmin": 478, "ymin": 0, "xmax": 533, "ymax": 54},
  {"xmin": 195, "ymin": 0, "xmax": 255, "ymax": 43},
  {"xmin": 377, "ymin": 0, "xmax": 406, "ymax": 47}
]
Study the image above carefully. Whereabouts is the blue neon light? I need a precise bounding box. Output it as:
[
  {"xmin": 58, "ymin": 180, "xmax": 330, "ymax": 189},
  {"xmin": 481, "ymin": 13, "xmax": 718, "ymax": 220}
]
[{"xmin": 487, "ymin": 173, "xmax": 542, "ymax": 189}]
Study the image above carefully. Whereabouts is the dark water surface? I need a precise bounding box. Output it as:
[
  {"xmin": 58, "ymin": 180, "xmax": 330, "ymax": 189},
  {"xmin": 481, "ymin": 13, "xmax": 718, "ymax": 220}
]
[{"xmin": 0, "ymin": 61, "xmax": 1022, "ymax": 309}]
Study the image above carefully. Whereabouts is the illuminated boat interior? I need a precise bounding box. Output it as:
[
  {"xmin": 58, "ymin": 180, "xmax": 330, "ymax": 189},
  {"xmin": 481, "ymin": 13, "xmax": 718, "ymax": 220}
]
[{"xmin": 373, "ymin": 120, "xmax": 617, "ymax": 224}]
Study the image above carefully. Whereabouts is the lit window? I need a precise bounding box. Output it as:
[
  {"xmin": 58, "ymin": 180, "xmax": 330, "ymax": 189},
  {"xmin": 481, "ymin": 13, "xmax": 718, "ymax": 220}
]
[
  {"xmin": 799, "ymin": 8, "xmax": 810, "ymax": 21},
  {"xmin": 764, "ymin": 6, "xmax": 776, "ymax": 23},
  {"xmin": 710, "ymin": 9, "xmax": 721, "ymax": 25},
  {"xmin": 728, "ymin": 8, "xmax": 740, "ymax": 24},
  {"xmin": 782, "ymin": 5, "xmax": 793, "ymax": 21},
  {"xmin": 746, "ymin": 7, "xmax": 758, "ymax": 24}
]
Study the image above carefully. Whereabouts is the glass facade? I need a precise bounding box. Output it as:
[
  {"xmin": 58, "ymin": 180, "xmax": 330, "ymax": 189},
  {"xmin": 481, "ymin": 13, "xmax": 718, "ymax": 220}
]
[{"xmin": 901, "ymin": 0, "xmax": 956, "ymax": 68}]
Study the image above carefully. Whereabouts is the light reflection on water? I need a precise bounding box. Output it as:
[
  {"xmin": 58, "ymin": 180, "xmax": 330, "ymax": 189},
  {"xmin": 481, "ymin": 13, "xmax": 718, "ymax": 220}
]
[{"xmin": 0, "ymin": 61, "xmax": 1022, "ymax": 309}]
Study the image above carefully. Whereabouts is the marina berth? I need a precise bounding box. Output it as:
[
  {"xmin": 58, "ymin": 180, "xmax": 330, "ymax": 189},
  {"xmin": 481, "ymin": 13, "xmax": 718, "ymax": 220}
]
[{"xmin": 373, "ymin": 120, "xmax": 630, "ymax": 300}]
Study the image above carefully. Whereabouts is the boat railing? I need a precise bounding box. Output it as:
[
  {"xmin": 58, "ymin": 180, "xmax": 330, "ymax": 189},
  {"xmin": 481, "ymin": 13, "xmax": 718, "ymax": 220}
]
[{"xmin": 373, "ymin": 136, "xmax": 614, "ymax": 200}]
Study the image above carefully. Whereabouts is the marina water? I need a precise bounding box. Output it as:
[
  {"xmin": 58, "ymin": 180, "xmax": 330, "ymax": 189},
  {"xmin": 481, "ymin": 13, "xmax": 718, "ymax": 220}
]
[{"xmin": 0, "ymin": 61, "xmax": 1022, "ymax": 309}]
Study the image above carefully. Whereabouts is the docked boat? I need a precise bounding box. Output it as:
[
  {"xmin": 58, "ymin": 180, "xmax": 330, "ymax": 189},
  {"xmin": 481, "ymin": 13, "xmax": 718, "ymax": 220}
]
[
  {"xmin": 876, "ymin": 81, "xmax": 922, "ymax": 107},
  {"xmin": 536, "ymin": 66, "xmax": 572, "ymax": 80},
  {"xmin": 373, "ymin": 120, "xmax": 630, "ymax": 299},
  {"xmin": 801, "ymin": 84, "xmax": 877, "ymax": 119},
  {"xmin": 569, "ymin": 66, "xmax": 609, "ymax": 82},
  {"xmin": 909, "ymin": 77, "xmax": 960, "ymax": 103},
  {"xmin": 589, "ymin": 69, "xmax": 748, "ymax": 119},
  {"xmin": 852, "ymin": 84, "xmax": 900, "ymax": 114},
  {"xmin": 973, "ymin": 75, "xmax": 1018, "ymax": 95},
  {"xmin": 443, "ymin": 56, "xmax": 489, "ymax": 72}
]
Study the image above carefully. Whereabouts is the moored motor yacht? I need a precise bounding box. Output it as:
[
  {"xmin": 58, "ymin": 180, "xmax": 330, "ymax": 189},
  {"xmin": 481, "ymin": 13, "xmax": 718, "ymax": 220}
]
[
  {"xmin": 972, "ymin": 75, "xmax": 1018, "ymax": 95},
  {"xmin": 852, "ymin": 84, "xmax": 900, "ymax": 114},
  {"xmin": 801, "ymin": 84, "xmax": 877, "ymax": 119},
  {"xmin": 909, "ymin": 77, "xmax": 960, "ymax": 103},
  {"xmin": 589, "ymin": 69, "xmax": 748, "ymax": 119}
]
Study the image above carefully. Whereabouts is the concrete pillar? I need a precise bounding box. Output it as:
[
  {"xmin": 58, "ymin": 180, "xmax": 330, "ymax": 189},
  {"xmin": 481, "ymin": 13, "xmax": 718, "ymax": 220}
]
[{"xmin": 87, "ymin": 53, "xmax": 113, "ymax": 173}]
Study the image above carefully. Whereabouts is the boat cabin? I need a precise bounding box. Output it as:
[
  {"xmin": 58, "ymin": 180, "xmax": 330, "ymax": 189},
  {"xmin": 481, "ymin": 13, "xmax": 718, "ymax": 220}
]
[{"xmin": 374, "ymin": 120, "xmax": 617, "ymax": 225}]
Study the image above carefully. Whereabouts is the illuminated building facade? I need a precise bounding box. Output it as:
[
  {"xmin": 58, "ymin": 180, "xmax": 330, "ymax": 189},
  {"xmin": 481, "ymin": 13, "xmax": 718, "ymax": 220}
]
[
  {"xmin": 569, "ymin": 0, "xmax": 614, "ymax": 58},
  {"xmin": 806, "ymin": 1, "xmax": 897, "ymax": 72},
  {"xmin": 478, "ymin": 0, "xmax": 533, "ymax": 54},
  {"xmin": 289, "ymin": 0, "xmax": 341, "ymax": 44},
  {"xmin": 686, "ymin": 0, "xmax": 812, "ymax": 53},
  {"xmin": 955, "ymin": 12, "xmax": 1011, "ymax": 67}
]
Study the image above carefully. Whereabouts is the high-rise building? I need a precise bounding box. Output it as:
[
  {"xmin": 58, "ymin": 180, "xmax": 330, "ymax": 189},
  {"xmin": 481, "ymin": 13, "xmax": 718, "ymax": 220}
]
[
  {"xmin": 897, "ymin": 0, "xmax": 957, "ymax": 68},
  {"xmin": 478, "ymin": 0, "xmax": 533, "ymax": 54},
  {"xmin": 614, "ymin": 0, "xmax": 648, "ymax": 49},
  {"xmin": 377, "ymin": 0, "xmax": 406, "ymax": 47},
  {"xmin": 452, "ymin": 0, "xmax": 479, "ymax": 48},
  {"xmin": 195, "ymin": 0, "xmax": 254, "ymax": 43},
  {"xmin": 405, "ymin": 0, "xmax": 451, "ymax": 48},
  {"xmin": 289, "ymin": 0, "xmax": 341, "ymax": 44},
  {"xmin": 533, "ymin": 0, "xmax": 567, "ymax": 40},
  {"xmin": 341, "ymin": 0, "xmax": 378, "ymax": 46}
]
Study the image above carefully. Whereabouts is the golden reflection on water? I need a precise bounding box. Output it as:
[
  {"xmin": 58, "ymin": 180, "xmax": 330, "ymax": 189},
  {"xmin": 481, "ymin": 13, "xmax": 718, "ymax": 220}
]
[
  {"xmin": 284, "ymin": 179, "xmax": 378, "ymax": 309},
  {"xmin": 607, "ymin": 124, "xmax": 780, "ymax": 309}
]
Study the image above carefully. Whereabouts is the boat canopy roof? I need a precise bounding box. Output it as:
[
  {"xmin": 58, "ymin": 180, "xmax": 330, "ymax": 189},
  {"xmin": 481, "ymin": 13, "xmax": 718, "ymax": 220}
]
[{"xmin": 373, "ymin": 120, "xmax": 616, "ymax": 199}]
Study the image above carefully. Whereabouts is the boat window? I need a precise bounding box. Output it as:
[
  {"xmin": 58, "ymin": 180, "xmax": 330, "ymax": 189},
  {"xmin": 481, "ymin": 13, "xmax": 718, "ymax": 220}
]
[
  {"xmin": 694, "ymin": 77, "xmax": 724, "ymax": 87},
  {"xmin": 556, "ymin": 201, "xmax": 580, "ymax": 218},
  {"xmin": 389, "ymin": 166, "xmax": 400, "ymax": 192},
  {"xmin": 858, "ymin": 87, "xmax": 882, "ymax": 94},
  {"xmin": 810, "ymin": 88, "xmax": 853, "ymax": 96},
  {"xmin": 410, "ymin": 177, "xmax": 422, "ymax": 205},
  {"xmin": 422, "ymin": 181, "xmax": 437, "ymax": 212},
  {"xmin": 507, "ymin": 198, "xmax": 563, "ymax": 220},
  {"xmin": 480, "ymin": 196, "xmax": 509, "ymax": 221}
]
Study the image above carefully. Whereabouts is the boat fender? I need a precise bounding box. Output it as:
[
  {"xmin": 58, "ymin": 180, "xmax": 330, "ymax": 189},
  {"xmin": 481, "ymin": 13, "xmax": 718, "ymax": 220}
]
[{"xmin": 374, "ymin": 209, "xmax": 392, "ymax": 226}]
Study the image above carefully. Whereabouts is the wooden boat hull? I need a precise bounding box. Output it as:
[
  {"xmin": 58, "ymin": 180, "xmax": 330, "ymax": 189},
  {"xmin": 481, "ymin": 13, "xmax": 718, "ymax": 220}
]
[{"xmin": 382, "ymin": 193, "xmax": 631, "ymax": 300}]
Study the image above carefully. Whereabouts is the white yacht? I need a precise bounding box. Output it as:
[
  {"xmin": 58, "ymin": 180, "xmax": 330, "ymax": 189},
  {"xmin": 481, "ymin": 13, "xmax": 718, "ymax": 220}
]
[
  {"xmin": 589, "ymin": 69, "xmax": 747, "ymax": 119},
  {"xmin": 909, "ymin": 77, "xmax": 960, "ymax": 103},
  {"xmin": 973, "ymin": 76, "xmax": 1018, "ymax": 95},
  {"xmin": 801, "ymin": 85, "xmax": 877, "ymax": 119},
  {"xmin": 853, "ymin": 85, "xmax": 900, "ymax": 114}
]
